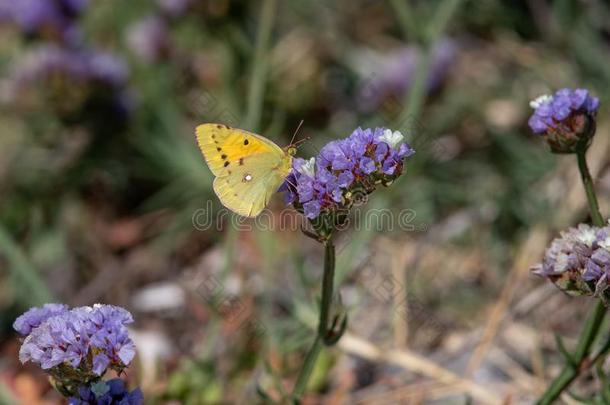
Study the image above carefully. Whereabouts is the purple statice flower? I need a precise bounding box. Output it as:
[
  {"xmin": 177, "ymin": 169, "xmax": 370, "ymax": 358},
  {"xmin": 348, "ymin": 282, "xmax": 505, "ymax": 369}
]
[
  {"xmin": 68, "ymin": 379, "xmax": 144, "ymax": 405},
  {"xmin": 126, "ymin": 16, "xmax": 169, "ymax": 62},
  {"xmin": 0, "ymin": 0, "xmax": 89, "ymax": 44},
  {"xmin": 532, "ymin": 223, "xmax": 610, "ymax": 298},
  {"xmin": 282, "ymin": 128, "xmax": 414, "ymax": 225},
  {"xmin": 16, "ymin": 304, "xmax": 136, "ymax": 377},
  {"xmin": 13, "ymin": 303, "xmax": 68, "ymax": 336},
  {"xmin": 528, "ymin": 88, "xmax": 599, "ymax": 153},
  {"xmin": 356, "ymin": 39, "xmax": 457, "ymax": 112}
]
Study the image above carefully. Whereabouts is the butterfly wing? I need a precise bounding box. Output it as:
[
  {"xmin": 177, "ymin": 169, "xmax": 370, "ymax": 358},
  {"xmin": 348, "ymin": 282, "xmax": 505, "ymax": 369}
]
[
  {"xmin": 196, "ymin": 124, "xmax": 292, "ymax": 217},
  {"xmin": 196, "ymin": 123, "xmax": 285, "ymax": 177},
  {"xmin": 212, "ymin": 153, "xmax": 290, "ymax": 217}
]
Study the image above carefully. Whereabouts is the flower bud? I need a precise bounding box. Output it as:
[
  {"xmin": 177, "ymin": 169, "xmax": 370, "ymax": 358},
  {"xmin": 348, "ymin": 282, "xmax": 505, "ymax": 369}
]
[
  {"xmin": 528, "ymin": 88, "xmax": 599, "ymax": 154},
  {"xmin": 532, "ymin": 223, "xmax": 610, "ymax": 302}
]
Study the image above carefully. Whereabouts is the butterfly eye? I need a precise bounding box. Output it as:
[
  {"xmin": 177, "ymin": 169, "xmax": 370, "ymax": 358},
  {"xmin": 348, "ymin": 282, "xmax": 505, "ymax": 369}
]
[{"xmin": 287, "ymin": 147, "xmax": 297, "ymax": 156}]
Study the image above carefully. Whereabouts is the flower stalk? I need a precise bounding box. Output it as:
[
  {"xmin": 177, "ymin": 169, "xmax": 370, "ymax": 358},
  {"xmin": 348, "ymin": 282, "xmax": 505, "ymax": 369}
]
[
  {"xmin": 536, "ymin": 147, "xmax": 607, "ymax": 404},
  {"xmin": 577, "ymin": 147, "xmax": 604, "ymax": 227},
  {"xmin": 291, "ymin": 237, "xmax": 343, "ymax": 402}
]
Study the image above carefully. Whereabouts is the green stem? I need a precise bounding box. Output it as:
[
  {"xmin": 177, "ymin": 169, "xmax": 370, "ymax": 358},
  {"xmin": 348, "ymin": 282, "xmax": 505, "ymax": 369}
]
[
  {"xmin": 244, "ymin": 0, "xmax": 277, "ymax": 131},
  {"xmin": 535, "ymin": 150, "xmax": 607, "ymax": 404},
  {"xmin": 390, "ymin": 0, "xmax": 462, "ymax": 126},
  {"xmin": 577, "ymin": 149, "xmax": 604, "ymax": 227},
  {"xmin": 535, "ymin": 301, "xmax": 606, "ymax": 405},
  {"xmin": 291, "ymin": 239, "xmax": 336, "ymax": 402},
  {"xmin": 318, "ymin": 239, "xmax": 336, "ymax": 336},
  {"xmin": 290, "ymin": 336, "xmax": 323, "ymax": 399}
]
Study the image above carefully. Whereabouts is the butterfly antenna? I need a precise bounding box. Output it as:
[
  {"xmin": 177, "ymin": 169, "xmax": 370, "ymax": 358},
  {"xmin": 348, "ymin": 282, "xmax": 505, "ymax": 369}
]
[
  {"xmin": 293, "ymin": 136, "xmax": 311, "ymax": 148},
  {"xmin": 289, "ymin": 120, "xmax": 305, "ymax": 146}
]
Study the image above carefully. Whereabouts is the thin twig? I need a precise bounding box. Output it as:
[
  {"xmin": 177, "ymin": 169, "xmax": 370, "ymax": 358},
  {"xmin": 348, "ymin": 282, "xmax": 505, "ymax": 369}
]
[
  {"xmin": 338, "ymin": 332, "xmax": 503, "ymax": 405},
  {"xmin": 467, "ymin": 228, "xmax": 548, "ymax": 374}
]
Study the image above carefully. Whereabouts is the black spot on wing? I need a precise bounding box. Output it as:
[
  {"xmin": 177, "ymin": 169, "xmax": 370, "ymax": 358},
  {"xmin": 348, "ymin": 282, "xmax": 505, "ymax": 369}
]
[
  {"xmin": 244, "ymin": 139, "xmax": 249, "ymax": 145},
  {"xmin": 224, "ymin": 161, "xmax": 230, "ymax": 167}
]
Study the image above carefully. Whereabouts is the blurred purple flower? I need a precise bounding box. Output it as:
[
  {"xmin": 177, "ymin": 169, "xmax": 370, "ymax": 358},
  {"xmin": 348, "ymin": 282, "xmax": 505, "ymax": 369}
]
[
  {"xmin": 2, "ymin": 45, "xmax": 132, "ymax": 121},
  {"xmin": 528, "ymin": 88, "xmax": 599, "ymax": 153},
  {"xmin": 157, "ymin": 0, "xmax": 191, "ymax": 17},
  {"xmin": 356, "ymin": 39, "xmax": 457, "ymax": 112},
  {"xmin": 68, "ymin": 379, "xmax": 144, "ymax": 405},
  {"xmin": 282, "ymin": 128, "xmax": 414, "ymax": 221},
  {"xmin": 13, "ymin": 303, "xmax": 68, "ymax": 336},
  {"xmin": 126, "ymin": 16, "xmax": 169, "ymax": 62},
  {"xmin": 16, "ymin": 304, "xmax": 136, "ymax": 377},
  {"xmin": 0, "ymin": 0, "xmax": 89, "ymax": 44},
  {"xmin": 532, "ymin": 223, "xmax": 610, "ymax": 297}
]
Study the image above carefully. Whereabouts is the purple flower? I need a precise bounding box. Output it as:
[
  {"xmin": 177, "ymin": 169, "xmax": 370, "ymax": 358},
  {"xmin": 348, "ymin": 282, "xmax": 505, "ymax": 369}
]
[
  {"xmin": 532, "ymin": 223, "xmax": 610, "ymax": 298},
  {"xmin": 2, "ymin": 45, "xmax": 131, "ymax": 122},
  {"xmin": 13, "ymin": 303, "xmax": 68, "ymax": 336},
  {"xmin": 157, "ymin": 0, "xmax": 191, "ymax": 17},
  {"xmin": 528, "ymin": 88, "xmax": 599, "ymax": 153},
  {"xmin": 68, "ymin": 379, "xmax": 144, "ymax": 405},
  {"xmin": 15, "ymin": 304, "xmax": 136, "ymax": 377},
  {"xmin": 0, "ymin": 0, "xmax": 89, "ymax": 44},
  {"xmin": 282, "ymin": 127, "xmax": 414, "ymax": 224},
  {"xmin": 356, "ymin": 39, "xmax": 457, "ymax": 112},
  {"xmin": 126, "ymin": 16, "xmax": 169, "ymax": 62}
]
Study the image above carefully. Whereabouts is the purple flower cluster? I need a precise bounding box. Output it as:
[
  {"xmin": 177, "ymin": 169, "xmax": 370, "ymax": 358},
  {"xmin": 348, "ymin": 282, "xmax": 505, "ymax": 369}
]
[
  {"xmin": 528, "ymin": 88, "xmax": 599, "ymax": 153},
  {"xmin": 532, "ymin": 223, "xmax": 610, "ymax": 297},
  {"xmin": 2, "ymin": 45, "xmax": 131, "ymax": 120},
  {"xmin": 0, "ymin": 0, "xmax": 89, "ymax": 44},
  {"xmin": 356, "ymin": 39, "xmax": 457, "ymax": 112},
  {"xmin": 15, "ymin": 304, "xmax": 136, "ymax": 377},
  {"xmin": 283, "ymin": 127, "xmax": 414, "ymax": 220},
  {"xmin": 68, "ymin": 379, "xmax": 143, "ymax": 405}
]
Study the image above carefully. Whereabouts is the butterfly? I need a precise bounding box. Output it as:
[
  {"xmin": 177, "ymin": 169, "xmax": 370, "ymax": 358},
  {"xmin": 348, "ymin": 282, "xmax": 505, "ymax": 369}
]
[{"xmin": 195, "ymin": 123, "xmax": 297, "ymax": 217}]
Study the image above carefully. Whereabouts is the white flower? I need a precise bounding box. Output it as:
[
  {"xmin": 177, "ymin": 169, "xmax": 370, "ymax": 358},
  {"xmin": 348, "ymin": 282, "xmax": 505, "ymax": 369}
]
[
  {"xmin": 379, "ymin": 129, "xmax": 404, "ymax": 148},
  {"xmin": 296, "ymin": 157, "xmax": 316, "ymax": 177},
  {"xmin": 529, "ymin": 94, "xmax": 553, "ymax": 109}
]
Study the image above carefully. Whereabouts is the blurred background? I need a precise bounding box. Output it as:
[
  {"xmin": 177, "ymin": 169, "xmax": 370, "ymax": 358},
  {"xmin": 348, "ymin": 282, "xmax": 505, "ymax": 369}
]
[{"xmin": 2, "ymin": 0, "xmax": 610, "ymax": 403}]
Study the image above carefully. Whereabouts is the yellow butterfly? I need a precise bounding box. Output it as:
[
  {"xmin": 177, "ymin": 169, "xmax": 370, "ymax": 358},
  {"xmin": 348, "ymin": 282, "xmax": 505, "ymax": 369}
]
[{"xmin": 195, "ymin": 123, "xmax": 296, "ymax": 217}]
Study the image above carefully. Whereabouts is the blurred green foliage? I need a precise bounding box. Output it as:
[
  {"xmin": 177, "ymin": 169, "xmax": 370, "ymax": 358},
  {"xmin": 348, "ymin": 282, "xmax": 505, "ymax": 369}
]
[{"xmin": 3, "ymin": 0, "xmax": 610, "ymax": 403}]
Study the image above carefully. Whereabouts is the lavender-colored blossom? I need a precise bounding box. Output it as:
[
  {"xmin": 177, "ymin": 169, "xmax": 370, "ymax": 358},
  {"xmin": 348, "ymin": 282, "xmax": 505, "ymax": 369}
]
[
  {"xmin": 126, "ymin": 16, "xmax": 169, "ymax": 62},
  {"xmin": 532, "ymin": 223, "xmax": 610, "ymax": 297},
  {"xmin": 282, "ymin": 127, "xmax": 414, "ymax": 222},
  {"xmin": 528, "ymin": 88, "xmax": 599, "ymax": 153},
  {"xmin": 68, "ymin": 379, "xmax": 144, "ymax": 405},
  {"xmin": 157, "ymin": 0, "xmax": 191, "ymax": 17},
  {"xmin": 0, "ymin": 0, "xmax": 89, "ymax": 44},
  {"xmin": 2, "ymin": 45, "xmax": 131, "ymax": 121},
  {"xmin": 16, "ymin": 304, "xmax": 136, "ymax": 377},
  {"xmin": 356, "ymin": 39, "xmax": 457, "ymax": 112},
  {"xmin": 13, "ymin": 303, "xmax": 68, "ymax": 336}
]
